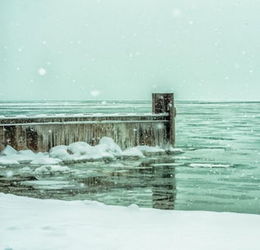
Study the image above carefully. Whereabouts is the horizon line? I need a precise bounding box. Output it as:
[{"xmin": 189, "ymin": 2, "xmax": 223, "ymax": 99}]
[{"xmin": 0, "ymin": 99, "xmax": 260, "ymax": 103}]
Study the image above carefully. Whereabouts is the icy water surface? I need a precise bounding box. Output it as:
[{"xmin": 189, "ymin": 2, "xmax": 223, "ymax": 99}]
[{"xmin": 0, "ymin": 101, "xmax": 260, "ymax": 214}]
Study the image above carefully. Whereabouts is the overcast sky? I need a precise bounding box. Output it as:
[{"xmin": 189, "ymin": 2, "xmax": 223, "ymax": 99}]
[{"xmin": 0, "ymin": 0, "xmax": 259, "ymax": 101}]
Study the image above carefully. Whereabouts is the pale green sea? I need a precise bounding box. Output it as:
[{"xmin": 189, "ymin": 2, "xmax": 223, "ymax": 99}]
[{"xmin": 0, "ymin": 101, "xmax": 260, "ymax": 214}]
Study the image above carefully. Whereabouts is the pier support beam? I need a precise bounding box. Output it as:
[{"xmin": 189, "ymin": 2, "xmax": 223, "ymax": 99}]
[{"xmin": 152, "ymin": 93, "xmax": 176, "ymax": 146}]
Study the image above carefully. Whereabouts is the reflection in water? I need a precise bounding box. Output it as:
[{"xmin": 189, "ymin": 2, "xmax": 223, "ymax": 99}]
[
  {"xmin": 152, "ymin": 166, "xmax": 176, "ymax": 210},
  {"xmin": 74, "ymin": 162, "xmax": 177, "ymax": 209},
  {"xmin": 0, "ymin": 160, "xmax": 177, "ymax": 210}
]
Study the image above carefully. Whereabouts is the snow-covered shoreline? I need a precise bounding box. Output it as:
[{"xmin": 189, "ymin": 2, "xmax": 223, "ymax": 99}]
[{"xmin": 1, "ymin": 193, "xmax": 260, "ymax": 250}]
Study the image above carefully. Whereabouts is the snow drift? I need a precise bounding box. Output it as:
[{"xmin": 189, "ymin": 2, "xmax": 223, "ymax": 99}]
[{"xmin": 1, "ymin": 193, "xmax": 260, "ymax": 250}]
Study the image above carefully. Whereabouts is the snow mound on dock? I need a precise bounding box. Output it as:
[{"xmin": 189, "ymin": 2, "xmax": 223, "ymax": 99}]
[
  {"xmin": 67, "ymin": 141, "xmax": 92, "ymax": 155},
  {"xmin": 0, "ymin": 137, "xmax": 181, "ymax": 165}
]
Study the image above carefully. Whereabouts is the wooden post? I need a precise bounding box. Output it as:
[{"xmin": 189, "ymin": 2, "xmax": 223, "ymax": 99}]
[{"xmin": 152, "ymin": 93, "xmax": 176, "ymax": 146}]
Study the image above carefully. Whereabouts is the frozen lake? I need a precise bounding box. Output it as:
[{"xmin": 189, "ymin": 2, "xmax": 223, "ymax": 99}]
[{"xmin": 0, "ymin": 100, "xmax": 260, "ymax": 214}]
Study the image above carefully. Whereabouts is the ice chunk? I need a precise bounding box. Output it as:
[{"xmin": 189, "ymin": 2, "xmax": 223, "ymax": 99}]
[
  {"xmin": 0, "ymin": 157, "xmax": 19, "ymax": 165},
  {"xmin": 15, "ymin": 114, "xmax": 27, "ymax": 118},
  {"xmin": 16, "ymin": 150, "xmax": 37, "ymax": 162},
  {"xmin": 189, "ymin": 163, "xmax": 231, "ymax": 168},
  {"xmin": 31, "ymin": 157, "xmax": 62, "ymax": 165},
  {"xmin": 136, "ymin": 145, "xmax": 164, "ymax": 153},
  {"xmin": 20, "ymin": 167, "xmax": 31, "ymax": 173},
  {"xmin": 49, "ymin": 145, "xmax": 72, "ymax": 161},
  {"xmin": 48, "ymin": 140, "xmax": 118, "ymax": 162},
  {"xmin": 18, "ymin": 150, "xmax": 35, "ymax": 157},
  {"xmin": 0, "ymin": 137, "xmax": 180, "ymax": 165},
  {"xmin": 99, "ymin": 137, "xmax": 122, "ymax": 156},
  {"xmin": 34, "ymin": 114, "xmax": 48, "ymax": 117},
  {"xmin": 88, "ymin": 146, "xmax": 115, "ymax": 161},
  {"xmin": 0, "ymin": 145, "xmax": 17, "ymax": 156},
  {"xmin": 67, "ymin": 142, "xmax": 92, "ymax": 155},
  {"xmin": 165, "ymin": 147, "xmax": 184, "ymax": 154},
  {"xmin": 136, "ymin": 146, "xmax": 165, "ymax": 156},
  {"xmin": 34, "ymin": 165, "xmax": 70, "ymax": 175},
  {"xmin": 0, "ymin": 149, "xmax": 38, "ymax": 164},
  {"xmin": 122, "ymin": 148, "xmax": 144, "ymax": 159}
]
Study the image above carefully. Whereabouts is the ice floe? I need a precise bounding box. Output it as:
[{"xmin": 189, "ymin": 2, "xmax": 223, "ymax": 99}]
[
  {"xmin": 34, "ymin": 165, "xmax": 71, "ymax": 175},
  {"xmin": 189, "ymin": 163, "xmax": 231, "ymax": 168}
]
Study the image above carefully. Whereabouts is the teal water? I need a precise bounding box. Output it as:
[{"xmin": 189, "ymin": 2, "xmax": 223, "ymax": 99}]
[{"xmin": 0, "ymin": 101, "xmax": 260, "ymax": 214}]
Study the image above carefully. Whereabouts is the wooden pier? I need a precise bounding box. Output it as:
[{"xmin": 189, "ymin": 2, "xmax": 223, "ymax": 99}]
[{"xmin": 0, "ymin": 93, "xmax": 176, "ymax": 152}]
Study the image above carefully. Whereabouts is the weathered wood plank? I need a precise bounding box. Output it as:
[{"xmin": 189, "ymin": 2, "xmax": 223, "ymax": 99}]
[{"xmin": 0, "ymin": 93, "xmax": 175, "ymax": 152}]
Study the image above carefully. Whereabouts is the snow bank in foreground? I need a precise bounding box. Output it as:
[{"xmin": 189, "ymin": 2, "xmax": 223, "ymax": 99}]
[
  {"xmin": 0, "ymin": 137, "xmax": 182, "ymax": 165},
  {"xmin": 0, "ymin": 193, "xmax": 260, "ymax": 250}
]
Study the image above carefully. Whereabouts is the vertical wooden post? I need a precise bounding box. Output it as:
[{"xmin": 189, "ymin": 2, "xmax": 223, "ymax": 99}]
[{"xmin": 152, "ymin": 93, "xmax": 176, "ymax": 146}]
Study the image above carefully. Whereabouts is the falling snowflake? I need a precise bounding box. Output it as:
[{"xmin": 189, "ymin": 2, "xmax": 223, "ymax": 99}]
[
  {"xmin": 6, "ymin": 171, "xmax": 13, "ymax": 178},
  {"xmin": 90, "ymin": 90, "xmax": 100, "ymax": 97},
  {"xmin": 156, "ymin": 123, "xmax": 164, "ymax": 130},
  {"xmin": 172, "ymin": 8, "xmax": 182, "ymax": 18},
  {"xmin": 38, "ymin": 68, "xmax": 47, "ymax": 76}
]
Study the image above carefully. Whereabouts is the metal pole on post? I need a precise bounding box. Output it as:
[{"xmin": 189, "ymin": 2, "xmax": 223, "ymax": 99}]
[{"xmin": 152, "ymin": 93, "xmax": 176, "ymax": 146}]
